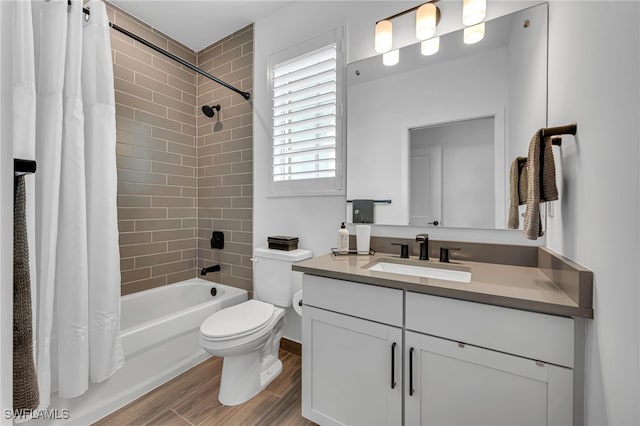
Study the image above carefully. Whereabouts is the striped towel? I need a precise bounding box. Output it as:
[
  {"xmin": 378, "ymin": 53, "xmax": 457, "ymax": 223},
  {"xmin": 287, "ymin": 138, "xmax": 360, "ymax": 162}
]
[
  {"xmin": 523, "ymin": 130, "xmax": 558, "ymax": 239},
  {"xmin": 13, "ymin": 175, "xmax": 39, "ymax": 411},
  {"xmin": 508, "ymin": 156, "xmax": 528, "ymax": 229}
]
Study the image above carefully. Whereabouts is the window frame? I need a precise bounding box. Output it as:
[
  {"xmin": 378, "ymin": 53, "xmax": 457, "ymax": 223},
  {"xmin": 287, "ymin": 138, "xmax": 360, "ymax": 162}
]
[{"xmin": 268, "ymin": 27, "xmax": 345, "ymax": 197}]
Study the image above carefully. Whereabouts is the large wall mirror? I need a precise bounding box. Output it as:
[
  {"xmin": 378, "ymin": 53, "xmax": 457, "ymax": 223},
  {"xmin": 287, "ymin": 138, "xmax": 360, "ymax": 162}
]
[{"xmin": 346, "ymin": 4, "xmax": 548, "ymax": 229}]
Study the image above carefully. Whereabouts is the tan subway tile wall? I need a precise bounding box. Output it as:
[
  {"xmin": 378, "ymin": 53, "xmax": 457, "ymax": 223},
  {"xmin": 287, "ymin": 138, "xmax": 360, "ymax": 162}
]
[
  {"xmin": 107, "ymin": 2, "xmax": 253, "ymax": 295},
  {"xmin": 196, "ymin": 25, "xmax": 254, "ymax": 292},
  {"xmin": 107, "ymin": 2, "xmax": 199, "ymax": 295}
]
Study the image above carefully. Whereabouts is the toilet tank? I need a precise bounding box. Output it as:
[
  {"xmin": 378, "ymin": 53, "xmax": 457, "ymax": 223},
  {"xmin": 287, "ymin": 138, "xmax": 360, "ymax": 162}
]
[{"xmin": 254, "ymin": 247, "xmax": 313, "ymax": 307}]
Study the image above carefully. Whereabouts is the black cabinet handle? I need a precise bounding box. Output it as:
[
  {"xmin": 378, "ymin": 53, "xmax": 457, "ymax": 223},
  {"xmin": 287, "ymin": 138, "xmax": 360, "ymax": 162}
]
[
  {"xmin": 409, "ymin": 347, "xmax": 415, "ymax": 396},
  {"xmin": 391, "ymin": 342, "xmax": 397, "ymax": 389}
]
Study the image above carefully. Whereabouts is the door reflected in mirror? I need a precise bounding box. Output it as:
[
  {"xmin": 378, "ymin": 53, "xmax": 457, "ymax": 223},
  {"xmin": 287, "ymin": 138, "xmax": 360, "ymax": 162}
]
[{"xmin": 409, "ymin": 117, "xmax": 495, "ymax": 228}]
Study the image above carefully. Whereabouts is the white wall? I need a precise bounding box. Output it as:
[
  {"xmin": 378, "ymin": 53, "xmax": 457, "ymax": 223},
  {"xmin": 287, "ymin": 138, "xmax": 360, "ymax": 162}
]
[
  {"xmin": 0, "ymin": 1, "xmax": 13, "ymax": 420},
  {"xmin": 545, "ymin": 3, "xmax": 640, "ymax": 425},
  {"xmin": 506, "ymin": 4, "xmax": 548, "ymax": 161}
]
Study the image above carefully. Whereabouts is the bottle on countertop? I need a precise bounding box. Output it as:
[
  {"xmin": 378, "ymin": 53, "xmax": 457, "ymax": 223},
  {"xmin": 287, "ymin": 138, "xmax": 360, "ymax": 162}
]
[{"xmin": 337, "ymin": 222, "xmax": 349, "ymax": 254}]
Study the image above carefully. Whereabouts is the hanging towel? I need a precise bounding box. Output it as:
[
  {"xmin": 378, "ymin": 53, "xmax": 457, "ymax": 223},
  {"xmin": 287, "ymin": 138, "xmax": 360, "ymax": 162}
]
[
  {"xmin": 508, "ymin": 157, "xmax": 528, "ymax": 229},
  {"xmin": 523, "ymin": 130, "xmax": 559, "ymax": 239},
  {"xmin": 13, "ymin": 175, "xmax": 39, "ymax": 412},
  {"xmin": 352, "ymin": 199, "xmax": 374, "ymax": 223}
]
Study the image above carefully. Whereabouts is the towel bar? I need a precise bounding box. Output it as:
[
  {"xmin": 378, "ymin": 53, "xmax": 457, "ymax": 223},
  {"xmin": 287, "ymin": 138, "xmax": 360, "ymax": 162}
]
[
  {"xmin": 14, "ymin": 159, "xmax": 36, "ymax": 176},
  {"xmin": 346, "ymin": 199, "xmax": 392, "ymax": 204},
  {"xmin": 541, "ymin": 123, "xmax": 577, "ymax": 140}
]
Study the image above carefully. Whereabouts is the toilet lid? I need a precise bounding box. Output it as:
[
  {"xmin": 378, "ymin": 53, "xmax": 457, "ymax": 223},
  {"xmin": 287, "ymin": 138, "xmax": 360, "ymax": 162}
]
[{"xmin": 200, "ymin": 299, "xmax": 274, "ymax": 339}]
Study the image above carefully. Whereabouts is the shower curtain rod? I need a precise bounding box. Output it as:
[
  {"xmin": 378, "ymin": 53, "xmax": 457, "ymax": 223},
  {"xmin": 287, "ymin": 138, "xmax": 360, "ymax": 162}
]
[{"xmin": 81, "ymin": 7, "xmax": 251, "ymax": 101}]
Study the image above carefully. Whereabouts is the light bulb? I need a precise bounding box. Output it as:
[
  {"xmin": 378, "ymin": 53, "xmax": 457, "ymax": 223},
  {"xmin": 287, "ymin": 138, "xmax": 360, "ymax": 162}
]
[
  {"xmin": 416, "ymin": 3, "xmax": 437, "ymax": 40},
  {"xmin": 375, "ymin": 20, "xmax": 393, "ymax": 53},
  {"xmin": 383, "ymin": 49, "xmax": 399, "ymax": 66},
  {"xmin": 421, "ymin": 37, "xmax": 440, "ymax": 56},
  {"xmin": 463, "ymin": 0, "xmax": 486, "ymax": 26},
  {"xmin": 464, "ymin": 22, "xmax": 485, "ymax": 44}
]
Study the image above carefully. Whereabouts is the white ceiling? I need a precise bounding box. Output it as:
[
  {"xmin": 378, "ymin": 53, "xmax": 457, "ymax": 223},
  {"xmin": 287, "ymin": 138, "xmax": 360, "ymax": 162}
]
[{"xmin": 109, "ymin": 1, "xmax": 292, "ymax": 52}]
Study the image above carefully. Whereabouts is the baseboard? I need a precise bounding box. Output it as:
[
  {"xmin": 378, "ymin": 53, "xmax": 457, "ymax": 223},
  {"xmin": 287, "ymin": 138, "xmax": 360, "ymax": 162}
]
[{"xmin": 281, "ymin": 337, "xmax": 301, "ymax": 356}]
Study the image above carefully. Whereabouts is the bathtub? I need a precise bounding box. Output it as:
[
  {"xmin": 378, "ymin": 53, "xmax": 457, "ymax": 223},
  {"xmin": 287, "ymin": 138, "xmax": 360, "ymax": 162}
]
[{"xmin": 41, "ymin": 278, "xmax": 247, "ymax": 425}]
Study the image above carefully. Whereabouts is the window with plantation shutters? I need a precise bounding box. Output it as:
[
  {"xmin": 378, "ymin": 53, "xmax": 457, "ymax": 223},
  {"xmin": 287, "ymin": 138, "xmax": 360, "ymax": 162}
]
[{"xmin": 269, "ymin": 30, "xmax": 344, "ymax": 196}]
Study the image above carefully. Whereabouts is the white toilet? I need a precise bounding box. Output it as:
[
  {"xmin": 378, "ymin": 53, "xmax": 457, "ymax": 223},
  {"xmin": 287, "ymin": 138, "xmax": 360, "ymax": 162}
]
[{"xmin": 199, "ymin": 247, "xmax": 312, "ymax": 406}]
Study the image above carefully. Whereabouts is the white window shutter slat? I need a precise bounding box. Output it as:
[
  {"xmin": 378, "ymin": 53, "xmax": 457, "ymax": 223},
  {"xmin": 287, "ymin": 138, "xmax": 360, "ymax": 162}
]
[{"xmin": 272, "ymin": 43, "xmax": 338, "ymax": 182}]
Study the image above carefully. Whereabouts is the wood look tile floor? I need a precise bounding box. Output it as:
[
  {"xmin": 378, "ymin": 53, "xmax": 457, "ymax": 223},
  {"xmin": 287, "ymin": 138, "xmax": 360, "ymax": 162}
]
[{"xmin": 94, "ymin": 350, "xmax": 312, "ymax": 426}]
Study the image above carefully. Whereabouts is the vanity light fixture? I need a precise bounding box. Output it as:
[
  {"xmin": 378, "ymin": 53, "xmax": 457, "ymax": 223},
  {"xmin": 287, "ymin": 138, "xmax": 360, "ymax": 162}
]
[
  {"xmin": 463, "ymin": 22, "xmax": 485, "ymax": 44},
  {"xmin": 373, "ymin": 0, "xmax": 442, "ymax": 64},
  {"xmin": 375, "ymin": 0, "xmax": 487, "ymax": 64},
  {"xmin": 462, "ymin": 0, "xmax": 487, "ymax": 26},
  {"xmin": 416, "ymin": 3, "xmax": 438, "ymax": 40},
  {"xmin": 375, "ymin": 20, "xmax": 393, "ymax": 53},
  {"xmin": 421, "ymin": 37, "xmax": 440, "ymax": 56},
  {"xmin": 383, "ymin": 49, "xmax": 400, "ymax": 66}
]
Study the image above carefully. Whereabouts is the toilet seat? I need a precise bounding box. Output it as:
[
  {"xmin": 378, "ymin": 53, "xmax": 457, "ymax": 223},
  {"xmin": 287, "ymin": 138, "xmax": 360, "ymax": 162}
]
[{"xmin": 201, "ymin": 299, "xmax": 274, "ymax": 341}]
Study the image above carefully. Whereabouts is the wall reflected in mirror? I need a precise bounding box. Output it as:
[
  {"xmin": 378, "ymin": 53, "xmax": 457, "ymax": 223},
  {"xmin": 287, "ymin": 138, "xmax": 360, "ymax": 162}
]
[{"xmin": 346, "ymin": 4, "xmax": 548, "ymax": 230}]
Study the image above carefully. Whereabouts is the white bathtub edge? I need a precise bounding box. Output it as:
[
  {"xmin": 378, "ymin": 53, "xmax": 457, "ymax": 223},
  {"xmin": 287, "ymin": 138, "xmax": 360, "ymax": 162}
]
[{"xmin": 27, "ymin": 280, "xmax": 247, "ymax": 426}]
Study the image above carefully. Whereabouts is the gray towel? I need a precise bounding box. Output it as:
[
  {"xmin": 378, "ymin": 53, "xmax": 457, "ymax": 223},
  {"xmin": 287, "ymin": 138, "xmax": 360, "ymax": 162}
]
[
  {"xmin": 13, "ymin": 175, "xmax": 39, "ymax": 411},
  {"xmin": 352, "ymin": 199, "xmax": 374, "ymax": 223},
  {"xmin": 508, "ymin": 157, "xmax": 528, "ymax": 229},
  {"xmin": 523, "ymin": 131, "xmax": 558, "ymax": 239}
]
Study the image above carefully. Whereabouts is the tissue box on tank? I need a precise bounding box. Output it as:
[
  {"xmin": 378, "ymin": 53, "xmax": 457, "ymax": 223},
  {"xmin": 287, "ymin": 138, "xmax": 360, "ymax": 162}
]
[{"xmin": 267, "ymin": 235, "xmax": 299, "ymax": 251}]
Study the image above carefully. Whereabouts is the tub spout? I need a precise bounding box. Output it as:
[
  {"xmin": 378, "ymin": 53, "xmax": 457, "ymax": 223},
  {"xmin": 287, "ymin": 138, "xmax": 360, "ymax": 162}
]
[{"xmin": 201, "ymin": 264, "xmax": 221, "ymax": 275}]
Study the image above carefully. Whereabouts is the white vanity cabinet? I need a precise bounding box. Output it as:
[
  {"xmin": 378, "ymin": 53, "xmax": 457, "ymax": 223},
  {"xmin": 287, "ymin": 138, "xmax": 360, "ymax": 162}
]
[
  {"xmin": 303, "ymin": 306, "xmax": 402, "ymax": 425},
  {"xmin": 405, "ymin": 292, "xmax": 575, "ymax": 426},
  {"xmin": 302, "ymin": 275, "xmax": 578, "ymax": 426},
  {"xmin": 404, "ymin": 332, "xmax": 573, "ymax": 426},
  {"xmin": 302, "ymin": 275, "xmax": 403, "ymax": 425}
]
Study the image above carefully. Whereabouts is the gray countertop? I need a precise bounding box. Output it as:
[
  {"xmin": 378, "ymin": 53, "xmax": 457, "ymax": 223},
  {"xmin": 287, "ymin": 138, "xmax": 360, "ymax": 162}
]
[{"xmin": 293, "ymin": 252, "xmax": 594, "ymax": 319}]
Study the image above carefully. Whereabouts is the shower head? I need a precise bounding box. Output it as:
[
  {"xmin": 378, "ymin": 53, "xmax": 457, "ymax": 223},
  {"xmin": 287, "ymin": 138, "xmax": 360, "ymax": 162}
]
[{"xmin": 202, "ymin": 104, "xmax": 220, "ymax": 118}]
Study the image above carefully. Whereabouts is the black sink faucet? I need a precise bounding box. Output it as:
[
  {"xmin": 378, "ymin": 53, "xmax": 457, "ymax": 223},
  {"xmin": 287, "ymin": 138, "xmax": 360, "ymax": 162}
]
[{"xmin": 415, "ymin": 234, "xmax": 429, "ymax": 260}]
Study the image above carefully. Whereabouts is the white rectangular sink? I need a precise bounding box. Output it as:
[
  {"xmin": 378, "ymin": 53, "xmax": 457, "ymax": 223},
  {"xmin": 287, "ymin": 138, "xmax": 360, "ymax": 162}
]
[{"xmin": 367, "ymin": 262, "xmax": 471, "ymax": 283}]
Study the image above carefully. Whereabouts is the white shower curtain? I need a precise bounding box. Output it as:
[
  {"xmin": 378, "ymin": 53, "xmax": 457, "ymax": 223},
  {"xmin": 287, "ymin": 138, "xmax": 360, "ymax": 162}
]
[
  {"xmin": 82, "ymin": 0, "xmax": 125, "ymax": 385},
  {"xmin": 11, "ymin": 0, "xmax": 124, "ymax": 409},
  {"xmin": 11, "ymin": 0, "xmax": 38, "ymax": 355}
]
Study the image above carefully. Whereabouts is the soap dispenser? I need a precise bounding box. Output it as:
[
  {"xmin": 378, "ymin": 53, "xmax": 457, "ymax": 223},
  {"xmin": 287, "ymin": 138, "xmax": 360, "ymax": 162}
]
[{"xmin": 337, "ymin": 222, "xmax": 349, "ymax": 254}]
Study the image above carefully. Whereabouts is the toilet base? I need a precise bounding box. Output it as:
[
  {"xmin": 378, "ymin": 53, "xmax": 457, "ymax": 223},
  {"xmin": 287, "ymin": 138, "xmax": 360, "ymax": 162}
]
[
  {"xmin": 218, "ymin": 351, "xmax": 283, "ymax": 406},
  {"xmin": 260, "ymin": 355, "xmax": 283, "ymax": 389}
]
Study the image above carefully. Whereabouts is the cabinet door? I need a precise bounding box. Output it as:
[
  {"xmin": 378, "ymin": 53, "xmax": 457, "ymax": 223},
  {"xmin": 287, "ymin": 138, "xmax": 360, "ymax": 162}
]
[
  {"xmin": 405, "ymin": 332, "xmax": 573, "ymax": 426},
  {"xmin": 302, "ymin": 306, "xmax": 402, "ymax": 426}
]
